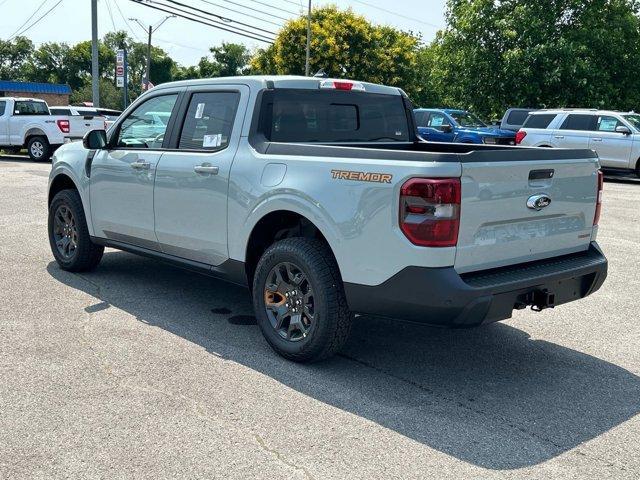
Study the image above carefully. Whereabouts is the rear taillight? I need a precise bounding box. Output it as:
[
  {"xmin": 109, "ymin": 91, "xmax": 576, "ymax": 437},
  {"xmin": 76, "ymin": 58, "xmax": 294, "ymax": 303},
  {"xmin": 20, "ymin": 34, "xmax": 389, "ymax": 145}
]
[
  {"xmin": 515, "ymin": 130, "xmax": 527, "ymax": 145},
  {"xmin": 399, "ymin": 178, "xmax": 461, "ymax": 247},
  {"xmin": 56, "ymin": 119, "xmax": 70, "ymax": 133},
  {"xmin": 594, "ymin": 170, "xmax": 604, "ymax": 226}
]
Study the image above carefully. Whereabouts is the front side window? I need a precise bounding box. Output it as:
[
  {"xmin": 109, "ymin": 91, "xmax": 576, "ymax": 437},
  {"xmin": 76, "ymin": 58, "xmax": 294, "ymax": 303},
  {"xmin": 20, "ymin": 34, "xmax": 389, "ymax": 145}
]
[
  {"xmin": 117, "ymin": 94, "xmax": 178, "ymax": 149},
  {"xmin": 179, "ymin": 92, "xmax": 240, "ymax": 150},
  {"xmin": 0, "ymin": 101, "xmax": 6, "ymax": 116},
  {"xmin": 597, "ymin": 115, "xmax": 624, "ymax": 132},
  {"xmin": 14, "ymin": 101, "xmax": 49, "ymax": 115},
  {"xmin": 428, "ymin": 112, "xmax": 451, "ymax": 129},
  {"xmin": 560, "ymin": 114, "xmax": 597, "ymax": 131},
  {"xmin": 449, "ymin": 111, "xmax": 486, "ymax": 128}
]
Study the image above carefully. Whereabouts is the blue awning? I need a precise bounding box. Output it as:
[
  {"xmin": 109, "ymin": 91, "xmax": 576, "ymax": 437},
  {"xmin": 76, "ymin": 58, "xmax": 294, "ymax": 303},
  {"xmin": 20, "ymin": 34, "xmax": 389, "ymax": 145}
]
[{"xmin": 0, "ymin": 80, "xmax": 71, "ymax": 95}]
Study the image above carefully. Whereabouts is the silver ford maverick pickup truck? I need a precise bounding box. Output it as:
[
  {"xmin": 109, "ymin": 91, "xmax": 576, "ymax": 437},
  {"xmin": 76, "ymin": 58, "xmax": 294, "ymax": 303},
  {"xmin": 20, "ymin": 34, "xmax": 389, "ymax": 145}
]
[{"xmin": 47, "ymin": 76, "xmax": 607, "ymax": 362}]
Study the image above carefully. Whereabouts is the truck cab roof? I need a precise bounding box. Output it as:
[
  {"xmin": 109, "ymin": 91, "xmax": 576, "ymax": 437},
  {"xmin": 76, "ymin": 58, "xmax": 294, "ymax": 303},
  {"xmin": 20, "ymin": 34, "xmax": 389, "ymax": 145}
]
[{"xmin": 152, "ymin": 75, "xmax": 404, "ymax": 97}]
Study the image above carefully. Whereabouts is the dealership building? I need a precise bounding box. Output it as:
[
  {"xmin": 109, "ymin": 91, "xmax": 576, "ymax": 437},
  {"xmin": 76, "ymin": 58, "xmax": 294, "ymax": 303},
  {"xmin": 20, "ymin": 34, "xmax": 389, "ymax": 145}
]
[{"xmin": 0, "ymin": 81, "xmax": 71, "ymax": 106}]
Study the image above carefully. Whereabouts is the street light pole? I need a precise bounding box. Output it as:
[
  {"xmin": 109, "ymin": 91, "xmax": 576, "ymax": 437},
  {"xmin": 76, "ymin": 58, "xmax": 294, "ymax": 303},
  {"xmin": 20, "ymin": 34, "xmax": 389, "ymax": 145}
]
[
  {"xmin": 305, "ymin": 0, "xmax": 311, "ymax": 76},
  {"xmin": 91, "ymin": 0, "xmax": 100, "ymax": 107},
  {"xmin": 129, "ymin": 15, "xmax": 175, "ymax": 90}
]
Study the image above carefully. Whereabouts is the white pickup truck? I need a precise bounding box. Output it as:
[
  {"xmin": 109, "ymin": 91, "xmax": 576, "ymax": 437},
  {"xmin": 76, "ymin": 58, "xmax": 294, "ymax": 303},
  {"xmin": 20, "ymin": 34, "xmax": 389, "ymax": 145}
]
[
  {"xmin": 47, "ymin": 76, "xmax": 608, "ymax": 362},
  {"xmin": 0, "ymin": 97, "xmax": 104, "ymax": 161}
]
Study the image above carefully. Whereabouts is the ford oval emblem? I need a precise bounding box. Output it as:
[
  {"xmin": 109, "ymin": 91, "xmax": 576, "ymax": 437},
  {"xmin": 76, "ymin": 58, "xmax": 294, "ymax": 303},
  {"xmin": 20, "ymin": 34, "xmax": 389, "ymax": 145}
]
[{"xmin": 527, "ymin": 194, "xmax": 552, "ymax": 211}]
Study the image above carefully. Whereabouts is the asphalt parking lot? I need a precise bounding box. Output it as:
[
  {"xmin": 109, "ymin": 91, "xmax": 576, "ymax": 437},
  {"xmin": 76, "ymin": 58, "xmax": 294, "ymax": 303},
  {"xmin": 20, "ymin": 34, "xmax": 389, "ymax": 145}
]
[{"xmin": 0, "ymin": 156, "xmax": 638, "ymax": 479}]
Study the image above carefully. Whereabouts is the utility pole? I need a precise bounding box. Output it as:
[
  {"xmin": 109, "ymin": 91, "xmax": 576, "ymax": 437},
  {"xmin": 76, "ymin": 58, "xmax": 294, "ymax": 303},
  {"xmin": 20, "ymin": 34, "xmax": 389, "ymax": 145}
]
[
  {"xmin": 91, "ymin": 0, "xmax": 100, "ymax": 107},
  {"xmin": 305, "ymin": 0, "xmax": 312, "ymax": 76},
  {"xmin": 130, "ymin": 16, "xmax": 175, "ymax": 91}
]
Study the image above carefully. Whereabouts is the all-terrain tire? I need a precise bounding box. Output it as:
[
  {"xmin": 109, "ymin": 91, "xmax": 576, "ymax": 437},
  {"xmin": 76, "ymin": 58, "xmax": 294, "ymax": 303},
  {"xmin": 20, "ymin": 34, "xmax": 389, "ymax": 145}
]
[
  {"xmin": 48, "ymin": 189, "xmax": 104, "ymax": 272},
  {"xmin": 252, "ymin": 237, "xmax": 352, "ymax": 362}
]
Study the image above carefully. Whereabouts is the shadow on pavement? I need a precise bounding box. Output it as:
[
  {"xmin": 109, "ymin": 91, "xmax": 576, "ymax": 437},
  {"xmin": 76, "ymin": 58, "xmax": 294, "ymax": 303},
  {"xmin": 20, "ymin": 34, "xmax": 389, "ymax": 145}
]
[{"xmin": 47, "ymin": 252, "xmax": 640, "ymax": 470}]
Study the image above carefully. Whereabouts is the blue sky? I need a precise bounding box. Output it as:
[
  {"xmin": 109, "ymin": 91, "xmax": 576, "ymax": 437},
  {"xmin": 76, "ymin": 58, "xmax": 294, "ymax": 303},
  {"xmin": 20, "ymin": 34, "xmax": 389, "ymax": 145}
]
[{"xmin": 0, "ymin": 0, "xmax": 447, "ymax": 65}]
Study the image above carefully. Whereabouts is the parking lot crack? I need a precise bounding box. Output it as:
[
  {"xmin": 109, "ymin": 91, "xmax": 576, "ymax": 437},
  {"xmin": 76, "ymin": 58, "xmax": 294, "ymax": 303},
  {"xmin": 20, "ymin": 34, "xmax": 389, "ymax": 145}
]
[
  {"xmin": 338, "ymin": 353, "xmax": 630, "ymax": 473},
  {"xmin": 254, "ymin": 434, "xmax": 315, "ymax": 480}
]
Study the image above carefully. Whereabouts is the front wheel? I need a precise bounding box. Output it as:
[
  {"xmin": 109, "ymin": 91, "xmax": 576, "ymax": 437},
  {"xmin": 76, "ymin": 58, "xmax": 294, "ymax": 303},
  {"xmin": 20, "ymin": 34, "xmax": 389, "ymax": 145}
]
[
  {"xmin": 48, "ymin": 189, "xmax": 104, "ymax": 272},
  {"xmin": 252, "ymin": 238, "xmax": 352, "ymax": 362},
  {"xmin": 27, "ymin": 136, "xmax": 51, "ymax": 162}
]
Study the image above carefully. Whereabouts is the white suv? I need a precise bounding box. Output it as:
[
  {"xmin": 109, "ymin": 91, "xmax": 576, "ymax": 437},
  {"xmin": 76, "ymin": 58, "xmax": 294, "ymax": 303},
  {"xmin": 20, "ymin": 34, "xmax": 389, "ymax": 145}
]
[{"xmin": 517, "ymin": 109, "xmax": 640, "ymax": 176}]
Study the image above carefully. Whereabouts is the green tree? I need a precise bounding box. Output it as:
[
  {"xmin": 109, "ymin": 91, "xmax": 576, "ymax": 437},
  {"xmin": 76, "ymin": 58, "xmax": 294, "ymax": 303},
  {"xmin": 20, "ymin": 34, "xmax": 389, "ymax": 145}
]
[
  {"xmin": 429, "ymin": 0, "xmax": 640, "ymax": 117},
  {"xmin": 0, "ymin": 36, "xmax": 35, "ymax": 80},
  {"xmin": 250, "ymin": 6, "xmax": 424, "ymax": 100}
]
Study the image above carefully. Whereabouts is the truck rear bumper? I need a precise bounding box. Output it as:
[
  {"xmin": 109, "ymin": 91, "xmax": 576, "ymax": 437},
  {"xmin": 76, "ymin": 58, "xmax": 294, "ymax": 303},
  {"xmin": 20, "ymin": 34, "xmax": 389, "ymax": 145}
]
[{"xmin": 344, "ymin": 242, "xmax": 607, "ymax": 327}]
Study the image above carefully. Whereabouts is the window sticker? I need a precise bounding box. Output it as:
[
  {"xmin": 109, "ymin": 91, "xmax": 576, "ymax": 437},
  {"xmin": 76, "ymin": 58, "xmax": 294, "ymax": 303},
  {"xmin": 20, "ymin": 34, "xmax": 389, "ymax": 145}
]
[
  {"xmin": 203, "ymin": 134, "xmax": 222, "ymax": 148},
  {"xmin": 599, "ymin": 117, "xmax": 618, "ymax": 132},
  {"xmin": 430, "ymin": 116, "xmax": 444, "ymax": 127},
  {"xmin": 195, "ymin": 103, "xmax": 205, "ymax": 119}
]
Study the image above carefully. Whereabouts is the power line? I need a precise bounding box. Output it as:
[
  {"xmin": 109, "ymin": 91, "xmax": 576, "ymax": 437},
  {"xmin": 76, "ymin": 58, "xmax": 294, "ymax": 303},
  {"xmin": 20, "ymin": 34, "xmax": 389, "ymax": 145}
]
[
  {"xmin": 129, "ymin": 0, "xmax": 274, "ymax": 43},
  {"xmin": 350, "ymin": 0, "xmax": 442, "ymax": 29},
  {"xmin": 163, "ymin": 0, "xmax": 277, "ymax": 36},
  {"xmin": 241, "ymin": 0, "xmax": 298, "ymax": 17},
  {"xmin": 218, "ymin": 0, "xmax": 291, "ymax": 22},
  {"xmin": 8, "ymin": 0, "xmax": 50, "ymax": 40},
  {"xmin": 151, "ymin": 0, "xmax": 276, "ymax": 40},
  {"xmin": 112, "ymin": 0, "xmax": 141, "ymax": 40},
  {"xmin": 10, "ymin": 0, "xmax": 64, "ymax": 40},
  {"xmin": 104, "ymin": 0, "xmax": 118, "ymax": 31},
  {"xmin": 197, "ymin": 0, "xmax": 284, "ymax": 28}
]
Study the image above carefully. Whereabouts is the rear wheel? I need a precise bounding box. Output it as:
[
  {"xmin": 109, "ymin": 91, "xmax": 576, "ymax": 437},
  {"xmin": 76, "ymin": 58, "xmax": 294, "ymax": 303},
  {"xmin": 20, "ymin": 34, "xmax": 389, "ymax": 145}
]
[
  {"xmin": 27, "ymin": 136, "xmax": 51, "ymax": 162},
  {"xmin": 48, "ymin": 189, "xmax": 104, "ymax": 272},
  {"xmin": 635, "ymin": 159, "xmax": 640, "ymax": 178},
  {"xmin": 252, "ymin": 238, "xmax": 352, "ymax": 362}
]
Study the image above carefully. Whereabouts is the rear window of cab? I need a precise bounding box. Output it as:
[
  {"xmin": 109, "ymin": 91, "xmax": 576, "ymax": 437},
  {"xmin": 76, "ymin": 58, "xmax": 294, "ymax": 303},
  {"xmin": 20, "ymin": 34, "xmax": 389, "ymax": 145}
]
[{"xmin": 259, "ymin": 89, "xmax": 410, "ymax": 143}]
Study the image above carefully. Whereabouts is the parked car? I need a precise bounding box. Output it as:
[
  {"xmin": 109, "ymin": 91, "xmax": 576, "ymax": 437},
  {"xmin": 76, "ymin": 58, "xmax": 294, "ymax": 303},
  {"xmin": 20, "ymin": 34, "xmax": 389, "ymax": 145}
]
[
  {"xmin": 47, "ymin": 76, "xmax": 607, "ymax": 362},
  {"xmin": 0, "ymin": 97, "xmax": 76, "ymax": 161},
  {"xmin": 415, "ymin": 108, "xmax": 517, "ymax": 145},
  {"xmin": 516, "ymin": 109, "xmax": 640, "ymax": 176},
  {"xmin": 500, "ymin": 107, "xmax": 538, "ymax": 131},
  {"xmin": 47, "ymin": 106, "xmax": 107, "ymax": 142}
]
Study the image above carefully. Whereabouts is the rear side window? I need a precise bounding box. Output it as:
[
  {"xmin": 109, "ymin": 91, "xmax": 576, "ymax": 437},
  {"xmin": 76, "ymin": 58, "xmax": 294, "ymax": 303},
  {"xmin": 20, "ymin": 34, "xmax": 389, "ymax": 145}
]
[
  {"xmin": 523, "ymin": 114, "xmax": 557, "ymax": 129},
  {"xmin": 0, "ymin": 101, "xmax": 5, "ymax": 116},
  {"xmin": 178, "ymin": 91, "xmax": 240, "ymax": 150},
  {"xmin": 14, "ymin": 101, "xmax": 49, "ymax": 115},
  {"xmin": 560, "ymin": 114, "xmax": 597, "ymax": 131},
  {"xmin": 414, "ymin": 111, "xmax": 429, "ymax": 127},
  {"xmin": 261, "ymin": 89, "xmax": 410, "ymax": 143},
  {"xmin": 506, "ymin": 110, "xmax": 530, "ymax": 125}
]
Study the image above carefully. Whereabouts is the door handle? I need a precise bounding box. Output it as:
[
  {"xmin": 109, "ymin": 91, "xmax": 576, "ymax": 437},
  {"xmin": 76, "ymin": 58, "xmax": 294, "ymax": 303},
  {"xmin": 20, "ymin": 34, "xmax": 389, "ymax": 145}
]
[
  {"xmin": 592, "ymin": 138, "xmax": 602, "ymax": 142},
  {"xmin": 194, "ymin": 165, "xmax": 219, "ymax": 175},
  {"xmin": 131, "ymin": 161, "xmax": 151, "ymax": 170},
  {"xmin": 554, "ymin": 135, "xmax": 565, "ymax": 139}
]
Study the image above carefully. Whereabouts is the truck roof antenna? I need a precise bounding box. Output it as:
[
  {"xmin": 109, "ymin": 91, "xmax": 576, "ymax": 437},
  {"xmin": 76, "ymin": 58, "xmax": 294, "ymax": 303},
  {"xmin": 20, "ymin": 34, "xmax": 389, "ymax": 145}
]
[{"xmin": 313, "ymin": 69, "xmax": 328, "ymax": 78}]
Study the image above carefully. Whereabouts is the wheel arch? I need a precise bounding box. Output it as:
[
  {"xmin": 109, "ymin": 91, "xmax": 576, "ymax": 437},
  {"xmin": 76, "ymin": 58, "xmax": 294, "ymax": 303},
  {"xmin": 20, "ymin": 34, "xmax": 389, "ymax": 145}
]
[
  {"xmin": 243, "ymin": 209, "xmax": 341, "ymax": 287},
  {"xmin": 48, "ymin": 173, "xmax": 78, "ymax": 206},
  {"xmin": 24, "ymin": 128, "xmax": 48, "ymax": 144}
]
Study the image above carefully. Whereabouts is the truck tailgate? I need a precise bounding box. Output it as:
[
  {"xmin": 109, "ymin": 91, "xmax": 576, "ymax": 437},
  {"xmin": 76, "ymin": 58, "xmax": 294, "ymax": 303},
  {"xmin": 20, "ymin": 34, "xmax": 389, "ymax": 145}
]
[
  {"xmin": 68, "ymin": 115, "xmax": 104, "ymax": 138},
  {"xmin": 455, "ymin": 156, "xmax": 599, "ymax": 274}
]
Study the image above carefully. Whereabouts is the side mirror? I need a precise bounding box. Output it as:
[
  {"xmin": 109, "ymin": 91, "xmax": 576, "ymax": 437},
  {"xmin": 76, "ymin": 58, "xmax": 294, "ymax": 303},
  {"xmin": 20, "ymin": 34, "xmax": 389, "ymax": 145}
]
[
  {"xmin": 440, "ymin": 124, "xmax": 453, "ymax": 133},
  {"xmin": 83, "ymin": 129, "xmax": 108, "ymax": 150},
  {"xmin": 616, "ymin": 125, "xmax": 632, "ymax": 135}
]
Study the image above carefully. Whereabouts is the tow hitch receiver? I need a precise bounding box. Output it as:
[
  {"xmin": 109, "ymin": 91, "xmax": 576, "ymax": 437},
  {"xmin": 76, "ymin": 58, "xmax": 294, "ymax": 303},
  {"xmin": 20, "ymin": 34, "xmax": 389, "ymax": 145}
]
[{"xmin": 515, "ymin": 289, "xmax": 556, "ymax": 312}]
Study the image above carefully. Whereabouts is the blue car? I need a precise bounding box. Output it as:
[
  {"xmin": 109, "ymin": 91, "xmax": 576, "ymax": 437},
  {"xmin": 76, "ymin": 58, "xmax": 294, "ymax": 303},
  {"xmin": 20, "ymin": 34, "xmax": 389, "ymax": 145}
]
[{"xmin": 414, "ymin": 108, "xmax": 516, "ymax": 145}]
